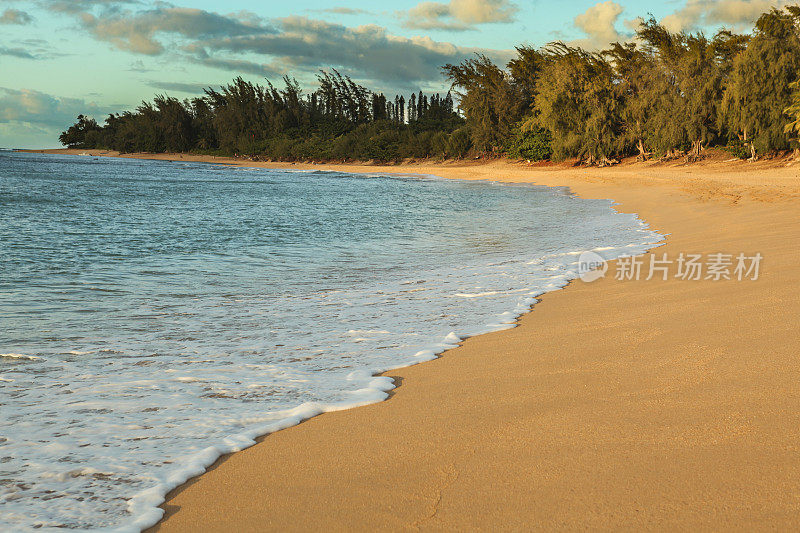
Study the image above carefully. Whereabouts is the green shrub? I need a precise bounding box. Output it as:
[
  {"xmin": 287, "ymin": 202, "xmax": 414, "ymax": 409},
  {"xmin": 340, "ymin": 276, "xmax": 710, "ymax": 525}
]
[
  {"xmin": 366, "ymin": 130, "xmax": 402, "ymax": 162},
  {"xmin": 447, "ymin": 127, "xmax": 472, "ymax": 158},
  {"xmin": 507, "ymin": 126, "xmax": 552, "ymax": 161},
  {"xmin": 725, "ymin": 137, "xmax": 751, "ymax": 159},
  {"xmin": 430, "ymin": 131, "xmax": 449, "ymax": 158}
]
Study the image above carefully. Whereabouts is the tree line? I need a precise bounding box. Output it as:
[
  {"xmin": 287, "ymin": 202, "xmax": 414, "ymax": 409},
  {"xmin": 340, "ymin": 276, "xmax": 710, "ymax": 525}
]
[
  {"xmin": 61, "ymin": 6, "xmax": 800, "ymax": 164},
  {"xmin": 59, "ymin": 69, "xmax": 466, "ymax": 161}
]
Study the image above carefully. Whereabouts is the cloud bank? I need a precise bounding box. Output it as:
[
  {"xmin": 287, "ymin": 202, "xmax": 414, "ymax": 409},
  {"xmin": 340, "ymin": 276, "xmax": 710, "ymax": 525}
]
[
  {"xmin": 186, "ymin": 16, "xmax": 511, "ymax": 85},
  {"xmin": 0, "ymin": 87, "xmax": 115, "ymax": 127},
  {"xmin": 80, "ymin": 7, "xmax": 272, "ymax": 55},
  {"xmin": 30, "ymin": 2, "xmax": 511, "ymax": 89}
]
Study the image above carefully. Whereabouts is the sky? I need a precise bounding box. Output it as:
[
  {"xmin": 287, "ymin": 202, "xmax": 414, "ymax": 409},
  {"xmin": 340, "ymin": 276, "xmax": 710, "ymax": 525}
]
[{"xmin": 0, "ymin": 0, "xmax": 792, "ymax": 148}]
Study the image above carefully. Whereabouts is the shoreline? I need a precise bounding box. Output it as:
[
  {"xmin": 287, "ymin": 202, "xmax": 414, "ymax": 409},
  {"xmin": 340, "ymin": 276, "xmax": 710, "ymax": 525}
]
[
  {"xmin": 26, "ymin": 149, "xmax": 800, "ymax": 530},
  {"xmin": 19, "ymin": 147, "xmax": 800, "ymax": 205}
]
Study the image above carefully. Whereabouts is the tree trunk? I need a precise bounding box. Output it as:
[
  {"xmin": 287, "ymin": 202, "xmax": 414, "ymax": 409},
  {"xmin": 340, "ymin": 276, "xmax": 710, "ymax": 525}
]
[
  {"xmin": 743, "ymin": 128, "xmax": 757, "ymax": 162},
  {"xmin": 687, "ymin": 139, "xmax": 703, "ymax": 163},
  {"xmin": 636, "ymin": 138, "xmax": 648, "ymax": 161}
]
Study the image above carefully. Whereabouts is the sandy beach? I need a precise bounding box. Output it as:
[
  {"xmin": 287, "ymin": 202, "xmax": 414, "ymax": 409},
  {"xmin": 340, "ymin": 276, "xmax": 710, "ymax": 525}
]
[{"xmin": 26, "ymin": 149, "xmax": 800, "ymax": 529}]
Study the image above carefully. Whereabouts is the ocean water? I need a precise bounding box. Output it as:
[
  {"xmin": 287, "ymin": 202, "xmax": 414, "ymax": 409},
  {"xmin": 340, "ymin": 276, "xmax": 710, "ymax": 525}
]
[{"xmin": 0, "ymin": 152, "xmax": 662, "ymax": 531}]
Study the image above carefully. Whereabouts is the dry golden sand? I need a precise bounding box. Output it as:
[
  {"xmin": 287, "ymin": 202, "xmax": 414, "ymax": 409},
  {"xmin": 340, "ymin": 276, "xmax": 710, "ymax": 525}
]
[{"xmin": 28, "ymin": 150, "xmax": 800, "ymax": 530}]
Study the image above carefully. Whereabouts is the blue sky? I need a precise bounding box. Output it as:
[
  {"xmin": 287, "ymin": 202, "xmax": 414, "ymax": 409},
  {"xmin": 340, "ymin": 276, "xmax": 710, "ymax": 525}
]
[{"xmin": 0, "ymin": 0, "xmax": 786, "ymax": 148}]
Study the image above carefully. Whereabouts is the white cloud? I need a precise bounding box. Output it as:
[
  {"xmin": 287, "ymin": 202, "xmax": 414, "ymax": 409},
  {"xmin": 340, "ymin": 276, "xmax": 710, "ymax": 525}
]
[
  {"xmin": 572, "ymin": 1, "xmax": 627, "ymax": 49},
  {"xmin": 661, "ymin": 0, "xmax": 788, "ymax": 32},
  {"xmin": 402, "ymin": 0, "xmax": 518, "ymax": 31}
]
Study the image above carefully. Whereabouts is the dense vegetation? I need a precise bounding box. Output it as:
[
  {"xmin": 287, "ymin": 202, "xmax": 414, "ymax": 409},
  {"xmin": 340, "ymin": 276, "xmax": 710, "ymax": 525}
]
[{"xmin": 61, "ymin": 6, "xmax": 800, "ymax": 164}]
